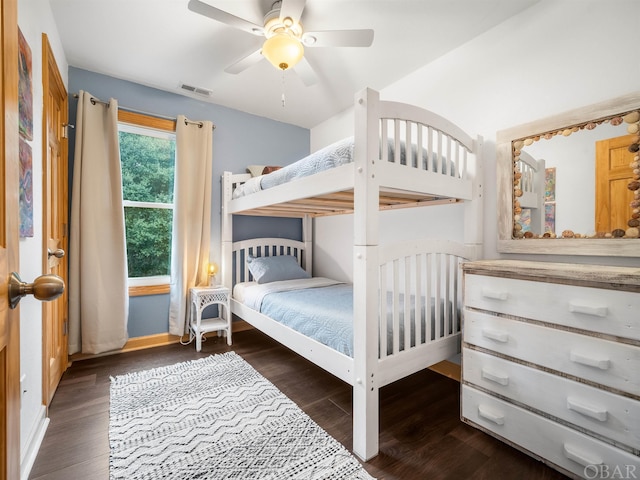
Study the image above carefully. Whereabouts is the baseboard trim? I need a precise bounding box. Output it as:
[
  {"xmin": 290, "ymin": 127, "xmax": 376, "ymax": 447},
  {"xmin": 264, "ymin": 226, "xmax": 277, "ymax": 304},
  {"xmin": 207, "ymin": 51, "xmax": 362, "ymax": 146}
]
[
  {"xmin": 232, "ymin": 319, "xmax": 254, "ymax": 332},
  {"xmin": 69, "ymin": 321, "xmax": 255, "ymax": 362},
  {"xmin": 120, "ymin": 333, "xmax": 182, "ymax": 353},
  {"xmin": 69, "ymin": 333, "xmax": 186, "ymax": 362},
  {"xmin": 21, "ymin": 406, "xmax": 49, "ymax": 480},
  {"xmin": 428, "ymin": 360, "xmax": 461, "ymax": 382}
]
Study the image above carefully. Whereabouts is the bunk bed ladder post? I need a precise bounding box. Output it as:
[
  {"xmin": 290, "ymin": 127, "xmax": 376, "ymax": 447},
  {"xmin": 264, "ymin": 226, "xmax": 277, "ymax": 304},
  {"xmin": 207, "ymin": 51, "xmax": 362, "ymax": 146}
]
[
  {"xmin": 464, "ymin": 135, "xmax": 484, "ymax": 254},
  {"xmin": 352, "ymin": 87, "xmax": 381, "ymax": 461}
]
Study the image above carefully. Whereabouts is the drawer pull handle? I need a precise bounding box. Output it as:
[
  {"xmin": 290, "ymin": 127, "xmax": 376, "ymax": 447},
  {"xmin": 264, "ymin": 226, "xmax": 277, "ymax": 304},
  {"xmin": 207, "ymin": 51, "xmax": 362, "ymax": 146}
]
[
  {"xmin": 478, "ymin": 404, "xmax": 505, "ymax": 425},
  {"xmin": 563, "ymin": 443, "xmax": 603, "ymax": 467},
  {"xmin": 481, "ymin": 328, "xmax": 509, "ymax": 343},
  {"xmin": 481, "ymin": 367, "xmax": 509, "ymax": 386},
  {"xmin": 570, "ymin": 351, "xmax": 610, "ymax": 370},
  {"xmin": 569, "ymin": 302, "xmax": 608, "ymax": 318},
  {"xmin": 567, "ymin": 397, "xmax": 608, "ymax": 422},
  {"xmin": 481, "ymin": 288, "xmax": 508, "ymax": 301}
]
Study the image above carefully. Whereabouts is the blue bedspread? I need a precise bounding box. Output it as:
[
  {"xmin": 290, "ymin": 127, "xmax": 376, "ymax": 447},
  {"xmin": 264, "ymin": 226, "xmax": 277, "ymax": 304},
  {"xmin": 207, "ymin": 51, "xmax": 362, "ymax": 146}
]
[
  {"xmin": 243, "ymin": 279, "xmax": 455, "ymax": 358},
  {"xmin": 260, "ymin": 284, "xmax": 355, "ymax": 357}
]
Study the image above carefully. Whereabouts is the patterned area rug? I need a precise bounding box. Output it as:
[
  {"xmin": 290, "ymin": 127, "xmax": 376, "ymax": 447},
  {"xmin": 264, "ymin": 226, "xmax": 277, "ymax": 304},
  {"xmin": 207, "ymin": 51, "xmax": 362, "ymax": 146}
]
[{"xmin": 109, "ymin": 351, "xmax": 375, "ymax": 479}]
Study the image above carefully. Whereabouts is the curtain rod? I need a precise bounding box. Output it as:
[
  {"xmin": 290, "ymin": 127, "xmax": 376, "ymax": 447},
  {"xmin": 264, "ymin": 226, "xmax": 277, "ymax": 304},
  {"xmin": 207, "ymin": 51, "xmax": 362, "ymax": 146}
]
[{"xmin": 71, "ymin": 93, "xmax": 216, "ymax": 129}]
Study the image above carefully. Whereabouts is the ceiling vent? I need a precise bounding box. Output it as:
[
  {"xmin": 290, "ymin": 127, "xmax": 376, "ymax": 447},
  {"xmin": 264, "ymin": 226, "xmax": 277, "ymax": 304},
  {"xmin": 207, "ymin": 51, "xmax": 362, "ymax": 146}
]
[{"xmin": 179, "ymin": 83, "xmax": 213, "ymax": 97}]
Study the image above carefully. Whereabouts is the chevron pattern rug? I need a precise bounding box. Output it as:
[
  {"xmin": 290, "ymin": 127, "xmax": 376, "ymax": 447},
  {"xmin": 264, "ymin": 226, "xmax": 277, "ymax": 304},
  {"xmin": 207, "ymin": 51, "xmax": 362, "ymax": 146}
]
[{"xmin": 109, "ymin": 351, "xmax": 374, "ymax": 479}]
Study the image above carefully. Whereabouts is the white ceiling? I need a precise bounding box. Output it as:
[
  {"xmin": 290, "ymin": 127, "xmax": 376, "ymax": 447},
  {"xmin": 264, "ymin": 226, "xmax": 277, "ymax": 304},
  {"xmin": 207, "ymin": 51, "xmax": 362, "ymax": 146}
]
[{"xmin": 49, "ymin": 0, "xmax": 539, "ymax": 129}]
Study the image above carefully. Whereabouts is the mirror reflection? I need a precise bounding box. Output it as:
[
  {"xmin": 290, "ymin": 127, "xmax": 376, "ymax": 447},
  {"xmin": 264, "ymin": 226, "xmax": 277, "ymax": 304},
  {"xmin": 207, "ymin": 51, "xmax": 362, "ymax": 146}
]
[{"xmin": 512, "ymin": 110, "xmax": 640, "ymax": 240}]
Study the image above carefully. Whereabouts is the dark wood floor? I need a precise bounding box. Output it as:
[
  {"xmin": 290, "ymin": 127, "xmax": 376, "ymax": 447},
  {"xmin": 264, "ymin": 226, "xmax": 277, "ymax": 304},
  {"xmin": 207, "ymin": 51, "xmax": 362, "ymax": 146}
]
[{"xmin": 29, "ymin": 329, "xmax": 569, "ymax": 480}]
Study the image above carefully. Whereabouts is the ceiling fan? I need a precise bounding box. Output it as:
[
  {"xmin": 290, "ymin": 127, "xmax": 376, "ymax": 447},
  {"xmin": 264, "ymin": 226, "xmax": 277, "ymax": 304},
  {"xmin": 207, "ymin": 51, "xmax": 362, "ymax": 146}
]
[{"xmin": 187, "ymin": 0, "xmax": 374, "ymax": 86}]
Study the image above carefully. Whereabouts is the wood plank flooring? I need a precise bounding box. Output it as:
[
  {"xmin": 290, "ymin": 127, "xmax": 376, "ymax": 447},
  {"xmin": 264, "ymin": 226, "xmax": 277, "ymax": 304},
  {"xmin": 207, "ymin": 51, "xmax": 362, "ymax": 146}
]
[{"xmin": 29, "ymin": 329, "xmax": 569, "ymax": 480}]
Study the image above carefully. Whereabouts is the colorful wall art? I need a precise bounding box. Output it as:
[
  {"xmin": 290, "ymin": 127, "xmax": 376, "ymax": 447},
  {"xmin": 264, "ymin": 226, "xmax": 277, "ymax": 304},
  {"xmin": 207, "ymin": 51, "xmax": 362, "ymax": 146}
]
[
  {"xmin": 544, "ymin": 167, "xmax": 556, "ymax": 234},
  {"xmin": 544, "ymin": 203, "xmax": 555, "ymax": 235},
  {"xmin": 19, "ymin": 137, "xmax": 33, "ymax": 237},
  {"xmin": 18, "ymin": 28, "xmax": 33, "ymax": 141},
  {"xmin": 544, "ymin": 167, "xmax": 556, "ymax": 202},
  {"xmin": 18, "ymin": 28, "xmax": 34, "ymax": 237}
]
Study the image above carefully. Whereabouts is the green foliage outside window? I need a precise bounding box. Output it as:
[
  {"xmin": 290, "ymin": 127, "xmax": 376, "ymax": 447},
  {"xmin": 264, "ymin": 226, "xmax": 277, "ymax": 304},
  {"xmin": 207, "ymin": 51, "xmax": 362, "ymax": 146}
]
[
  {"xmin": 119, "ymin": 130, "xmax": 176, "ymax": 278},
  {"xmin": 124, "ymin": 208, "xmax": 173, "ymax": 277}
]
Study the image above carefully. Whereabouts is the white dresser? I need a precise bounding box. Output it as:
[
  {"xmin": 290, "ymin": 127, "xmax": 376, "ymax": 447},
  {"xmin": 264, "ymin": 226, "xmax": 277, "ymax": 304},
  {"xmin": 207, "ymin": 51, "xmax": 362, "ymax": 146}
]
[{"xmin": 461, "ymin": 260, "xmax": 640, "ymax": 479}]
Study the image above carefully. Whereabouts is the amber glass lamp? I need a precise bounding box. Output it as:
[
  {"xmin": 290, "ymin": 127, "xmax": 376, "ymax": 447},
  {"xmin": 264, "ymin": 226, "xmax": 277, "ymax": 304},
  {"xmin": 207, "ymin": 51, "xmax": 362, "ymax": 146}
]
[
  {"xmin": 262, "ymin": 32, "xmax": 304, "ymax": 70},
  {"xmin": 208, "ymin": 262, "xmax": 219, "ymax": 286}
]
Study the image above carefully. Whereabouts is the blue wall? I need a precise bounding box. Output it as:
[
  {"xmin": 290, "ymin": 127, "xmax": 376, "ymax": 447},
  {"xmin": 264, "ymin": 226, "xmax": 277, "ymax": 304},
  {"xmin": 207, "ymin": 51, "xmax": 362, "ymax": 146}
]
[{"xmin": 68, "ymin": 67, "xmax": 309, "ymax": 337}]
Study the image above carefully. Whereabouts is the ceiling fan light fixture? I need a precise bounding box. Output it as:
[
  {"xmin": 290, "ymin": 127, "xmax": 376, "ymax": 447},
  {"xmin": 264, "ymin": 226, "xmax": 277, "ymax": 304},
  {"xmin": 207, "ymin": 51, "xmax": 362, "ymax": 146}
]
[{"xmin": 262, "ymin": 32, "xmax": 304, "ymax": 70}]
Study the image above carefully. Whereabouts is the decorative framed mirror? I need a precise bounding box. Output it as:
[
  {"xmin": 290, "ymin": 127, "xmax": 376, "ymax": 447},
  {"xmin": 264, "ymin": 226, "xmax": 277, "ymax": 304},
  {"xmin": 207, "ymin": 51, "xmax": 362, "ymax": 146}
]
[{"xmin": 497, "ymin": 92, "xmax": 640, "ymax": 257}]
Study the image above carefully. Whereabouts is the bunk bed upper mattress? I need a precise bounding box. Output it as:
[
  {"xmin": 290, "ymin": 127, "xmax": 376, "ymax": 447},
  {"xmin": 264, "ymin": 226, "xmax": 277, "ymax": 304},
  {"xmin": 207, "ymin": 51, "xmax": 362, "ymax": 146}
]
[
  {"xmin": 232, "ymin": 136, "xmax": 457, "ymax": 199},
  {"xmin": 233, "ymin": 137, "xmax": 354, "ymax": 199}
]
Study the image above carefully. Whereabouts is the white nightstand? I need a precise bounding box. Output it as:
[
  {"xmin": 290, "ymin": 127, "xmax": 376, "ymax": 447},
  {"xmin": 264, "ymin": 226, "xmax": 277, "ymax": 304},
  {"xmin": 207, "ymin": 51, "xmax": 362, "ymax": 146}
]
[{"xmin": 189, "ymin": 286, "xmax": 231, "ymax": 352}]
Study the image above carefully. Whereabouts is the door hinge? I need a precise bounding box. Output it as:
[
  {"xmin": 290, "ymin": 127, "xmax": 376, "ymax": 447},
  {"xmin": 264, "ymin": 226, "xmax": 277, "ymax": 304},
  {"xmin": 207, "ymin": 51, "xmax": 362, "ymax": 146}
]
[{"xmin": 63, "ymin": 319, "xmax": 68, "ymax": 336}]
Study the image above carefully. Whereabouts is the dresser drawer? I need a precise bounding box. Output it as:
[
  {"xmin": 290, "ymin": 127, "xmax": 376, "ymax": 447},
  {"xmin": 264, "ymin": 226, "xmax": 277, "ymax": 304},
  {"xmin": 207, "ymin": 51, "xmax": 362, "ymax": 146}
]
[
  {"xmin": 463, "ymin": 348, "xmax": 640, "ymax": 451},
  {"xmin": 462, "ymin": 386, "xmax": 640, "ymax": 478},
  {"xmin": 465, "ymin": 274, "xmax": 640, "ymax": 341},
  {"xmin": 463, "ymin": 310, "xmax": 640, "ymax": 396}
]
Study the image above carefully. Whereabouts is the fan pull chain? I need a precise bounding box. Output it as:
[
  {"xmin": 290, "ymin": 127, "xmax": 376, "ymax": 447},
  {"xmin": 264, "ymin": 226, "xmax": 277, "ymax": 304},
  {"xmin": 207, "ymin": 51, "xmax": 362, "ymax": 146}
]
[{"xmin": 281, "ymin": 69, "xmax": 286, "ymax": 107}]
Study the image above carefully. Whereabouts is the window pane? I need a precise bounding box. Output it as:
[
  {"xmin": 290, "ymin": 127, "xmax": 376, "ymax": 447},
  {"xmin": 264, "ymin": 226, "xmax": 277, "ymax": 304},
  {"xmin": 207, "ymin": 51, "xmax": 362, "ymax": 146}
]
[
  {"xmin": 119, "ymin": 131, "xmax": 175, "ymax": 203},
  {"xmin": 125, "ymin": 207, "xmax": 172, "ymax": 278}
]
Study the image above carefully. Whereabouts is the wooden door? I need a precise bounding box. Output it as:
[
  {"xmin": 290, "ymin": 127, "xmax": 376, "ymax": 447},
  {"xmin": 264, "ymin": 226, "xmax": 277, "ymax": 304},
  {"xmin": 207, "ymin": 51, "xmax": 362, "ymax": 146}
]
[
  {"xmin": 1, "ymin": 0, "xmax": 21, "ymax": 476},
  {"xmin": 595, "ymin": 134, "xmax": 636, "ymax": 233},
  {"xmin": 42, "ymin": 34, "xmax": 68, "ymax": 406}
]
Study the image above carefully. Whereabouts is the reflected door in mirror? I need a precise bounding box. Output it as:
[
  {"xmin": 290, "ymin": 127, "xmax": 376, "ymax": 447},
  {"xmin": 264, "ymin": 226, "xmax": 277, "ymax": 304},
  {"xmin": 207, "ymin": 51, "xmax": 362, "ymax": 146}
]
[{"xmin": 595, "ymin": 134, "xmax": 636, "ymax": 234}]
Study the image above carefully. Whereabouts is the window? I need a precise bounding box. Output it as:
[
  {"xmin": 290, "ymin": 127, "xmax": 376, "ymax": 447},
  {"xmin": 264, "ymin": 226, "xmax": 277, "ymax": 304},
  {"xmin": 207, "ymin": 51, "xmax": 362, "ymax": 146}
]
[{"xmin": 118, "ymin": 111, "xmax": 176, "ymax": 295}]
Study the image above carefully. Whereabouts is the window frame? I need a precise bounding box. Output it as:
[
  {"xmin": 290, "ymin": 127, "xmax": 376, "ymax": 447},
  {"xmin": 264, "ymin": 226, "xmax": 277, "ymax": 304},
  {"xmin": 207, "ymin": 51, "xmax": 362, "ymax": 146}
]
[{"xmin": 118, "ymin": 111, "xmax": 177, "ymax": 297}]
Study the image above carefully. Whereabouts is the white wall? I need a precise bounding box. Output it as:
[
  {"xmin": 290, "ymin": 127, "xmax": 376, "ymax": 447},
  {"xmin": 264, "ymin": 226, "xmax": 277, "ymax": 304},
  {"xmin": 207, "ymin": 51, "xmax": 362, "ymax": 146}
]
[
  {"xmin": 17, "ymin": 1, "xmax": 68, "ymax": 477},
  {"xmin": 311, "ymin": 0, "xmax": 640, "ymax": 280}
]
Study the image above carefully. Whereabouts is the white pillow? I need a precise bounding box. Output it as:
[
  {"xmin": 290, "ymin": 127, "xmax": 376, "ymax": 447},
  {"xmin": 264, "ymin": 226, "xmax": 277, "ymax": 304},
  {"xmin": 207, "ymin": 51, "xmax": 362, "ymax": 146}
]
[{"xmin": 246, "ymin": 165, "xmax": 266, "ymax": 177}]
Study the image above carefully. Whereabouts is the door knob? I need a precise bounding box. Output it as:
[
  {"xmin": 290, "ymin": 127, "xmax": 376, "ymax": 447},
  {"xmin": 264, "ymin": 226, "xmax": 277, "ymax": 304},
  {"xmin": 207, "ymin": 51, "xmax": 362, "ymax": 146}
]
[
  {"xmin": 47, "ymin": 248, "xmax": 65, "ymax": 259},
  {"xmin": 8, "ymin": 272, "xmax": 64, "ymax": 309}
]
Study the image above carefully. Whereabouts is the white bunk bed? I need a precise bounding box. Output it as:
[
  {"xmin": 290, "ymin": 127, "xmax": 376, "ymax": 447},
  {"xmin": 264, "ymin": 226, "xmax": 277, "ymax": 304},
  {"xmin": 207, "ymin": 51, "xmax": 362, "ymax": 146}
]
[
  {"xmin": 220, "ymin": 88, "xmax": 483, "ymax": 461},
  {"xmin": 516, "ymin": 150, "xmax": 546, "ymax": 233}
]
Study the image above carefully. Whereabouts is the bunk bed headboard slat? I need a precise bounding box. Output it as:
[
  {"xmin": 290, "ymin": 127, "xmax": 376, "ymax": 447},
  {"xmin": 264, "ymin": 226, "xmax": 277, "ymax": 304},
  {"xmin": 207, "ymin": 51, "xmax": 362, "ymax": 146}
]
[{"xmin": 231, "ymin": 237, "xmax": 308, "ymax": 285}]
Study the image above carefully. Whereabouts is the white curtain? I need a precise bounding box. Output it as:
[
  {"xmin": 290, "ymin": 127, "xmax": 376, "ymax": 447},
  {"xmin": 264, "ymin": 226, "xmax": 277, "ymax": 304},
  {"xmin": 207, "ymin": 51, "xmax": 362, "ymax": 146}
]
[
  {"xmin": 168, "ymin": 116, "xmax": 213, "ymax": 336},
  {"xmin": 68, "ymin": 91, "xmax": 129, "ymax": 355}
]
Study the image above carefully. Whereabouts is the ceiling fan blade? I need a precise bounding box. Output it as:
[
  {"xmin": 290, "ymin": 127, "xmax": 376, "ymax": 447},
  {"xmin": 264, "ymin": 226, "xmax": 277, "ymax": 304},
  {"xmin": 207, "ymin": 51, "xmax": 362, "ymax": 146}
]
[
  {"xmin": 303, "ymin": 29, "xmax": 374, "ymax": 48},
  {"xmin": 294, "ymin": 57, "xmax": 318, "ymax": 86},
  {"xmin": 188, "ymin": 0, "xmax": 264, "ymax": 36},
  {"xmin": 279, "ymin": 0, "xmax": 306, "ymax": 24},
  {"xmin": 224, "ymin": 48, "xmax": 264, "ymax": 74}
]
